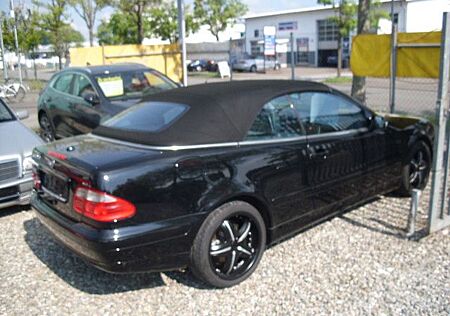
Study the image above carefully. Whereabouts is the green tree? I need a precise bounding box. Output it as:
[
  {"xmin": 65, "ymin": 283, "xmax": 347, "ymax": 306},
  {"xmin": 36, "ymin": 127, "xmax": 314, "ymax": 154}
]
[
  {"xmin": 318, "ymin": 0, "xmax": 357, "ymax": 77},
  {"xmin": 351, "ymin": 0, "xmax": 389, "ymax": 102},
  {"xmin": 1, "ymin": 8, "xmax": 43, "ymax": 54},
  {"xmin": 38, "ymin": 0, "xmax": 84, "ymax": 69},
  {"xmin": 194, "ymin": 0, "xmax": 247, "ymax": 41},
  {"xmin": 114, "ymin": 0, "xmax": 161, "ymax": 44},
  {"xmin": 148, "ymin": 1, "xmax": 199, "ymax": 43},
  {"xmin": 97, "ymin": 12, "xmax": 140, "ymax": 45},
  {"xmin": 1, "ymin": 6, "xmax": 44, "ymax": 79},
  {"xmin": 68, "ymin": 0, "xmax": 108, "ymax": 46}
]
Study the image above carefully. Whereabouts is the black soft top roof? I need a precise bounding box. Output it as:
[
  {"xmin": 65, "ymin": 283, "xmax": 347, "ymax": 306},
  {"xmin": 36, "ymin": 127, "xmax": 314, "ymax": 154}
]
[{"xmin": 93, "ymin": 80, "xmax": 331, "ymax": 146}]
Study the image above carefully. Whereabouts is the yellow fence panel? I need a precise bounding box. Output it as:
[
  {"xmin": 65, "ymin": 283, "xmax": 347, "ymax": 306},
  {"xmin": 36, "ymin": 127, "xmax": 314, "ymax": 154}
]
[
  {"xmin": 69, "ymin": 44, "xmax": 182, "ymax": 83},
  {"xmin": 350, "ymin": 31, "xmax": 441, "ymax": 78}
]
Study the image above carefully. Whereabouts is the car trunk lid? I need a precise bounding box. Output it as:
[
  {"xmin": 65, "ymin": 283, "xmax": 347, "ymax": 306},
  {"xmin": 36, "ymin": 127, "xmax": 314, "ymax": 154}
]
[{"xmin": 33, "ymin": 134, "xmax": 162, "ymax": 222}]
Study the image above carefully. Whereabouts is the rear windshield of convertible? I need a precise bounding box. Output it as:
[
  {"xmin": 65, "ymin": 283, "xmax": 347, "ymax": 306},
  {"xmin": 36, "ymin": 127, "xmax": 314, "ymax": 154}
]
[{"xmin": 101, "ymin": 101, "xmax": 189, "ymax": 133}]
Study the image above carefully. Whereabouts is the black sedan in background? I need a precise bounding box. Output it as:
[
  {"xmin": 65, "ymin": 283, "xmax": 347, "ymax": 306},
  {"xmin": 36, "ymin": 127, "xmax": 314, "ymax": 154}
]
[
  {"xmin": 31, "ymin": 80, "xmax": 433, "ymax": 288},
  {"xmin": 37, "ymin": 63, "xmax": 178, "ymax": 142}
]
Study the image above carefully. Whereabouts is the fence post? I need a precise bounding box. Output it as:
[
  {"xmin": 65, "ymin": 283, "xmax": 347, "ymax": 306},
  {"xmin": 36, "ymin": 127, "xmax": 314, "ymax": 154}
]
[
  {"xmin": 229, "ymin": 37, "xmax": 233, "ymax": 81},
  {"xmin": 428, "ymin": 12, "xmax": 450, "ymax": 234},
  {"xmin": 0, "ymin": 16, "xmax": 8, "ymax": 81},
  {"xmin": 290, "ymin": 32, "xmax": 295, "ymax": 80},
  {"xmin": 101, "ymin": 45, "xmax": 105, "ymax": 65},
  {"xmin": 407, "ymin": 189, "xmax": 421, "ymax": 238},
  {"xmin": 177, "ymin": 0, "xmax": 187, "ymax": 86},
  {"xmin": 389, "ymin": 24, "xmax": 398, "ymax": 113}
]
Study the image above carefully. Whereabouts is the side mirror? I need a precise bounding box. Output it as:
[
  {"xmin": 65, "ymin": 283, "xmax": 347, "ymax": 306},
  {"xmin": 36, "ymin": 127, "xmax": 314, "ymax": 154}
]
[
  {"xmin": 16, "ymin": 110, "xmax": 29, "ymax": 120},
  {"xmin": 82, "ymin": 92, "xmax": 99, "ymax": 105},
  {"xmin": 373, "ymin": 115, "xmax": 388, "ymax": 129}
]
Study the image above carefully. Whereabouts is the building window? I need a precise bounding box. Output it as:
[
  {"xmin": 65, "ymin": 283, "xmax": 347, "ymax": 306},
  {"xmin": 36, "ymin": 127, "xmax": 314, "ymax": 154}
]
[
  {"xmin": 318, "ymin": 19, "xmax": 338, "ymax": 42},
  {"xmin": 254, "ymin": 29, "xmax": 259, "ymax": 38},
  {"xmin": 278, "ymin": 21, "xmax": 298, "ymax": 31},
  {"xmin": 250, "ymin": 41, "xmax": 262, "ymax": 56},
  {"xmin": 393, "ymin": 13, "xmax": 399, "ymax": 25}
]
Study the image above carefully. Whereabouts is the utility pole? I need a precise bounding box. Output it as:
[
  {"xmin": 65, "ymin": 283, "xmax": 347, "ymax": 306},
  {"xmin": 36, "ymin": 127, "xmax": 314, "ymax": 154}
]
[
  {"xmin": 10, "ymin": 0, "xmax": 22, "ymax": 84},
  {"xmin": 177, "ymin": 0, "xmax": 187, "ymax": 86},
  {"xmin": 0, "ymin": 16, "xmax": 8, "ymax": 81}
]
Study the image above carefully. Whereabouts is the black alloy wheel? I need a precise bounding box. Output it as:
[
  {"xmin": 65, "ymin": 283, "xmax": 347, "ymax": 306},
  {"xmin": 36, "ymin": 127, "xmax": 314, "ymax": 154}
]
[
  {"xmin": 397, "ymin": 141, "xmax": 431, "ymax": 196},
  {"xmin": 409, "ymin": 149, "xmax": 429, "ymax": 188},
  {"xmin": 190, "ymin": 201, "xmax": 266, "ymax": 288},
  {"xmin": 39, "ymin": 113, "xmax": 55, "ymax": 143},
  {"xmin": 209, "ymin": 214, "xmax": 260, "ymax": 279}
]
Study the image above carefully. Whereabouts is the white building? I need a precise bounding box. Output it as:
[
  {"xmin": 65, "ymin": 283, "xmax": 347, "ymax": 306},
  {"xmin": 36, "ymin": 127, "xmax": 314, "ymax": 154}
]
[{"xmin": 244, "ymin": 0, "xmax": 450, "ymax": 67}]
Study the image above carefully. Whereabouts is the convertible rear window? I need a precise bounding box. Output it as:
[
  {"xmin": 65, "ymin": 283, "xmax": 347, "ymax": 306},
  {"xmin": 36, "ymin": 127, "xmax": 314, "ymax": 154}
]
[{"xmin": 101, "ymin": 101, "xmax": 189, "ymax": 133}]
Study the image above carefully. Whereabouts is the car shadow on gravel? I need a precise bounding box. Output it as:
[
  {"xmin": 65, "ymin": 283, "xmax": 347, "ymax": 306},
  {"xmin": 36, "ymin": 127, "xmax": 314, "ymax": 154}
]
[
  {"xmin": 23, "ymin": 218, "xmax": 167, "ymax": 294},
  {"xmin": 0, "ymin": 205, "xmax": 30, "ymax": 218}
]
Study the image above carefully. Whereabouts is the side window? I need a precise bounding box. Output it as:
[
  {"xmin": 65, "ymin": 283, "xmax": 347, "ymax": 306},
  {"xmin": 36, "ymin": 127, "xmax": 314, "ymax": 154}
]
[
  {"xmin": 245, "ymin": 95, "xmax": 304, "ymax": 140},
  {"xmin": 73, "ymin": 74, "xmax": 97, "ymax": 97},
  {"xmin": 290, "ymin": 92, "xmax": 369, "ymax": 135},
  {"xmin": 52, "ymin": 73, "xmax": 73, "ymax": 94}
]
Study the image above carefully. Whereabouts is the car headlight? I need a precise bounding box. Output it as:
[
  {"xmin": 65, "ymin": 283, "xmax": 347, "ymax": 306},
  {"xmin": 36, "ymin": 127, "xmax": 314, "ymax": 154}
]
[{"xmin": 23, "ymin": 155, "xmax": 34, "ymax": 174}]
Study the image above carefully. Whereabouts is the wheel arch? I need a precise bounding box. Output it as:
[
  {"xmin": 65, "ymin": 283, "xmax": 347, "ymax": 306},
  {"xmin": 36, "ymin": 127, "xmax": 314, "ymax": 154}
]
[{"xmin": 208, "ymin": 193, "xmax": 274, "ymax": 245}]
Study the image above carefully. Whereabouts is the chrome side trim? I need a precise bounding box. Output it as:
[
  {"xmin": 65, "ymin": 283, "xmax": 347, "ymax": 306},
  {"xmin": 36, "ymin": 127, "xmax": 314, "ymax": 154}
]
[
  {"xmin": 89, "ymin": 127, "xmax": 369, "ymax": 151},
  {"xmin": 89, "ymin": 134, "xmax": 239, "ymax": 151},
  {"xmin": 238, "ymin": 128, "xmax": 368, "ymax": 146}
]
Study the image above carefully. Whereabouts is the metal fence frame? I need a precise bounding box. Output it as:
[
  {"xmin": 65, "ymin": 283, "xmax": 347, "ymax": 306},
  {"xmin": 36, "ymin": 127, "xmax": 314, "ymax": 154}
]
[{"xmin": 427, "ymin": 12, "xmax": 450, "ymax": 234}]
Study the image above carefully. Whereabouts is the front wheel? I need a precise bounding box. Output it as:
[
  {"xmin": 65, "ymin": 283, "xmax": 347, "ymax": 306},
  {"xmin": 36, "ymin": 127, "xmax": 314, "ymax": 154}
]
[
  {"xmin": 39, "ymin": 113, "xmax": 55, "ymax": 143},
  {"xmin": 397, "ymin": 141, "xmax": 431, "ymax": 196},
  {"xmin": 190, "ymin": 201, "xmax": 266, "ymax": 288}
]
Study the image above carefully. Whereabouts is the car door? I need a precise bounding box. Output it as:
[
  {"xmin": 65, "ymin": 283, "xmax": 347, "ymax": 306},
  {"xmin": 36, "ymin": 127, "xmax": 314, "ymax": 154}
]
[
  {"xmin": 45, "ymin": 72, "xmax": 76, "ymax": 137},
  {"xmin": 69, "ymin": 73, "xmax": 105, "ymax": 134},
  {"xmin": 240, "ymin": 95, "xmax": 315, "ymax": 236},
  {"xmin": 290, "ymin": 91, "xmax": 369, "ymax": 218}
]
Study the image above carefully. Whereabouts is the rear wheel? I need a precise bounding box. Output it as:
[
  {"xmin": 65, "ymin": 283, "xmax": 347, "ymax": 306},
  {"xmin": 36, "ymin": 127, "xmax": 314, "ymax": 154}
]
[
  {"xmin": 39, "ymin": 112, "xmax": 55, "ymax": 143},
  {"xmin": 190, "ymin": 201, "xmax": 266, "ymax": 288},
  {"xmin": 14, "ymin": 86, "xmax": 26, "ymax": 101},
  {"xmin": 397, "ymin": 141, "xmax": 431, "ymax": 196},
  {"xmin": 250, "ymin": 65, "xmax": 257, "ymax": 73}
]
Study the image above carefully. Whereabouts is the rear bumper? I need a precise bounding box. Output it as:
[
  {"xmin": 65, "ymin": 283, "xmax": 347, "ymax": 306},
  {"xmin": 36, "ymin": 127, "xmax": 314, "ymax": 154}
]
[
  {"xmin": 0, "ymin": 176, "xmax": 33, "ymax": 209},
  {"xmin": 31, "ymin": 192, "xmax": 204, "ymax": 273}
]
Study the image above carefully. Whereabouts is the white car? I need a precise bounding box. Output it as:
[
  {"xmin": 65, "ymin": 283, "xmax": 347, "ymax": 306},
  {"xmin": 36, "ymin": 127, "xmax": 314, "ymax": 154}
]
[
  {"xmin": 0, "ymin": 98, "xmax": 43, "ymax": 209},
  {"xmin": 232, "ymin": 56, "xmax": 281, "ymax": 72}
]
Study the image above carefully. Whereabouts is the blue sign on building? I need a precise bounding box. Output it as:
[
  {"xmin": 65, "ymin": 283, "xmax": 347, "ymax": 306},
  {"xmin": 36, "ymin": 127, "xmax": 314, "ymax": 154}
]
[{"xmin": 264, "ymin": 35, "xmax": 276, "ymax": 56}]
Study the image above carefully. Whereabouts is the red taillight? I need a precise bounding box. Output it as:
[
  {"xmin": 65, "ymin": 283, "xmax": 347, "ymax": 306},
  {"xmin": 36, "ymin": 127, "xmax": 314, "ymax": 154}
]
[
  {"xmin": 32, "ymin": 170, "xmax": 41, "ymax": 190},
  {"xmin": 73, "ymin": 186, "xmax": 136, "ymax": 222},
  {"xmin": 47, "ymin": 151, "xmax": 67, "ymax": 160}
]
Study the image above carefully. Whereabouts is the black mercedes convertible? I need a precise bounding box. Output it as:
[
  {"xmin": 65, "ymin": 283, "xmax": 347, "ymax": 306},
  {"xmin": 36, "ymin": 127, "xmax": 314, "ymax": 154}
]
[{"xmin": 31, "ymin": 80, "xmax": 433, "ymax": 288}]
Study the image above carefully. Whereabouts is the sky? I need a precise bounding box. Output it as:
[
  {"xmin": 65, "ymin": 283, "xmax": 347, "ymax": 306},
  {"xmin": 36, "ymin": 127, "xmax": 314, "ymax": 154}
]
[{"xmin": 0, "ymin": 0, "xmax": 319, "ymax": 40}]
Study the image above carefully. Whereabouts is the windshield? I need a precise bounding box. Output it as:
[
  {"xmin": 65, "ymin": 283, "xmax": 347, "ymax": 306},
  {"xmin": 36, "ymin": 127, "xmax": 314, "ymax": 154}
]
[
  {"xmin": 101, "ymin": 101, "xmax": 189, "ymax": 133},
  {"xmin": 94, "ymin": 70, "xmax": 178, "ymax": 100},
  {"xmin": 0, "ymin": 99, "xmax": 15, "ymax": 123}
]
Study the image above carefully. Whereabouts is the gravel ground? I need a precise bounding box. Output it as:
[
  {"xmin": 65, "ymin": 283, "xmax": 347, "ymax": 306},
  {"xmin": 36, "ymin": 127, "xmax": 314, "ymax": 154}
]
[{"xmin": 0, "ymin": 185, "xmax": 449, "ymax": 315}]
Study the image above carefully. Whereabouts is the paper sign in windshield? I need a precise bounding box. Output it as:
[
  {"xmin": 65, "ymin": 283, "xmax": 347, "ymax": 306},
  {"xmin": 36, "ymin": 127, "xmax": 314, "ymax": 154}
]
[{"xmin": 97, "ymin": 76, "xmax": 124, "ymax": 97}]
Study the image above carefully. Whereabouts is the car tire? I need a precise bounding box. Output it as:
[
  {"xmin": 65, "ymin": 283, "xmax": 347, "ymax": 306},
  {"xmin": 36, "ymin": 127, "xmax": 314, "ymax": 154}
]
[
  {"xmin": 190, "ymin": 201, "xmax": 266, "ymax": 288},
  {"xmin": 196, "ymin": 65, "xmax": 202, "ymax": 72},
  {"xmin": 274, "ymin": 64, "xmax": 281, "ymax": 70},
  {"xmin": 250, "ymin": 65, "xmax": 257, "ymax": 73},
  {"xmin": 397, "ymin": 141, "xmax": 431, "ymax": 196},
  {"xmin": 39, "ymin": 112, "xmax": 55, "ymax": 143}
]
